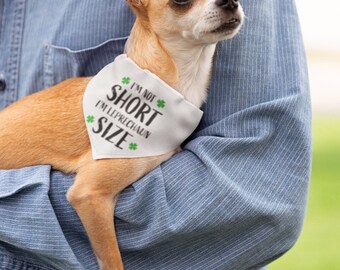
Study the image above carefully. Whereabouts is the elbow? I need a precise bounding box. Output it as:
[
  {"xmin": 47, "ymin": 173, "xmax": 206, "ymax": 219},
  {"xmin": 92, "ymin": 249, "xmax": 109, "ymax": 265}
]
[
  {"xmin": 266, "ymin": 202, "xmax": 307, "ymax": 257},
  {"xmin": 281, "ymin": 210, "xmax": 305, "ymax": 249}
]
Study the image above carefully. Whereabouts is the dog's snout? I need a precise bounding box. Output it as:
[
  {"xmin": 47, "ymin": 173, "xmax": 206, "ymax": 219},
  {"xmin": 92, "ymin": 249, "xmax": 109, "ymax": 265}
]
[{"xmin": 215, "ymin": 0, "xmax": 239, "ymax": 12}]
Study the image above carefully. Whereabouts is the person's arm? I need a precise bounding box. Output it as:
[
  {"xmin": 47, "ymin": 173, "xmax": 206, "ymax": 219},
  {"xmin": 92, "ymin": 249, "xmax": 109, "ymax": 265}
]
[
  {"xmin": 114, "ymin": 1, "xmax": 311, "ymax": 269},
  {"xmin": 0, "ymin": 166, "xmax": 87, "ymax": 270}
]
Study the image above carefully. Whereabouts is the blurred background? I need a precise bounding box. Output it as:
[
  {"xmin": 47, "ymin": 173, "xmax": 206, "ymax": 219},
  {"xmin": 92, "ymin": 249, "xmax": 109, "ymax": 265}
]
[{"xmin": 270, "ymin": 0, "xmax": 340, "ymax": 269}]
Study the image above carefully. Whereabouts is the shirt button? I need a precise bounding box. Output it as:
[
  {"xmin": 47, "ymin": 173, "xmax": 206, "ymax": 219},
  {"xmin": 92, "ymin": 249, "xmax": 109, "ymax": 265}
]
[{"xmin": 0, "ymin": 78, "xmax": 6, "ymax": 91}]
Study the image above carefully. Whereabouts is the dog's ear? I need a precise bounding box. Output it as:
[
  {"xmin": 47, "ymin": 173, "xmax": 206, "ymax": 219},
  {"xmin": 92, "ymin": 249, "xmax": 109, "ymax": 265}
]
[
  {"xmin": 125, "ymin": 0, "xmax": 148, "ymax": 13},
  {"xmin": 125, "ymin": 0, "xmax": 146, "ymax": 7}
]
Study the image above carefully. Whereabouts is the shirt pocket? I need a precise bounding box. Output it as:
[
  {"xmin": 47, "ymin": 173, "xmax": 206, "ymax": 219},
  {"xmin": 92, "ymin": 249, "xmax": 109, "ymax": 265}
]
[{"xmin": 43, "ymin": 36, "xmax": 128, "ymax": 88}]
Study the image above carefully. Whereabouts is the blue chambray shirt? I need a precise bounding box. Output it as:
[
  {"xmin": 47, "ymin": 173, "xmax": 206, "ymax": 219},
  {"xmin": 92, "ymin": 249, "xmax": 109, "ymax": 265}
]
[{"xmin": 0, "ymin": 1, "xmax": 311, "ymax": 269}]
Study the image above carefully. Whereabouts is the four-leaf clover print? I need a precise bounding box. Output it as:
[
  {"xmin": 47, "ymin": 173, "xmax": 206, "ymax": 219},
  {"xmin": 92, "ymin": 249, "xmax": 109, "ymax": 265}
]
[
  {"xmin": 122, "ymin": 77, "xmax": 131, "ymax": 85},
  {"xmin": 87, "ymin": 115, "xmax": 95, "ymax": 123},
  {"xmin": 129, "ymin": 143, "xmax": 138, "ymax": 151},
  {"xmin": 157, "ymin": 99, "xmax": 166, "ymax": 109}
]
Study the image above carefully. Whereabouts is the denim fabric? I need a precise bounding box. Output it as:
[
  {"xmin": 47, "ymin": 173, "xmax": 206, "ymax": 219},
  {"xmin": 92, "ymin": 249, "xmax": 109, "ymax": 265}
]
[{"xmin": 0, "ymin": 0, "xmax": 311, "ymax": 269}]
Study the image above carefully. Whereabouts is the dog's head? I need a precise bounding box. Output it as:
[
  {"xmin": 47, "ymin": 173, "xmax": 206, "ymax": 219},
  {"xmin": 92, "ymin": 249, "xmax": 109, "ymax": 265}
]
[{"xmin": 126, "ymin": 0, "xmax": 244, "ymax": 44}]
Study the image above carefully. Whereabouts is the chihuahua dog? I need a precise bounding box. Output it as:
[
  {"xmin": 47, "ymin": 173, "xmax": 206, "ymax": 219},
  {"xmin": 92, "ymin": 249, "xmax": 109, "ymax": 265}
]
[{"xmin": 0, "ymin": 0, "xmax": 243, "ymax": 269}]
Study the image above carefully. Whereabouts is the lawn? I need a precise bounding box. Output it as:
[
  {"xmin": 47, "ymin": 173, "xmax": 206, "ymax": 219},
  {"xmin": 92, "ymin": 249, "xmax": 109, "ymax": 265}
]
[{"xmin": 270, "ymin": 118, "xmax": 340, "ymax": 269}]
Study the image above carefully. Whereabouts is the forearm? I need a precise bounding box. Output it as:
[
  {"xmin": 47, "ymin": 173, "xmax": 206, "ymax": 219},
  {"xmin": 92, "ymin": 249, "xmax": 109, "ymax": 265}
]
[{"xmin": 115, "ymin": 100, "xmax": 311, "ymax": 269}]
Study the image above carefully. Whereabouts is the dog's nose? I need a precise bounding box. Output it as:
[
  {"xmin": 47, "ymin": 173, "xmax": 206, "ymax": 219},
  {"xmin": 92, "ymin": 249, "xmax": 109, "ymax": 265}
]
[{"xmin": 215, "ymin": 0, "xmax": 239, "ymax": 12}]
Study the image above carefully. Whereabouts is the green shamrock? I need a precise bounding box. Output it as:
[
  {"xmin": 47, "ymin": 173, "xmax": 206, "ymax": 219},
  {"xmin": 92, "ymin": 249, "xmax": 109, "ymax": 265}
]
[
  {"xmin": 129, "ymin": 143, "xmax": 138, "ymax": 151},
  {"xmin": 157, "ymin": 99, "xmax": 166, "ymax": 109},
  {"xmin": 87, "ymin": 115, "xmax": 95, "ymax": 123},
  {"xmin": 122, "ymin": 77, "xmax": 131, "ymax": 85}
]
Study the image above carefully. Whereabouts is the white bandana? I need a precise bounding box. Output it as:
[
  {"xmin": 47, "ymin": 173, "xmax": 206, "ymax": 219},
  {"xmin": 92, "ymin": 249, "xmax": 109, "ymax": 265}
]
[{"xmin": 83, "ymin": 54, "xmax": 203, "ymax": 159}]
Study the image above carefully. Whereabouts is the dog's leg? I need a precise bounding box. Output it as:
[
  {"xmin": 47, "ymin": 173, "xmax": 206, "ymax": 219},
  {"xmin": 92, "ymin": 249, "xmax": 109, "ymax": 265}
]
[
  {"xmin": 70, "ymin": 191, "xmax": 122, "ymax": 270},
  {"xmin": 67, "ymin": 151, "xmax": 176, "ymax": 270},
  {"xmin": 67, "ymin": 161, "xmax": 125, "ymax": 270}
]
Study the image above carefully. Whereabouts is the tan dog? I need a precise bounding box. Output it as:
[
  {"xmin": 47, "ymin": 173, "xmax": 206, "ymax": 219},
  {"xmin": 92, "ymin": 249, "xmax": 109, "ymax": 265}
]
[{"xmin": 0, "ymin": 0, "xmax": 244, "ymax": 269}]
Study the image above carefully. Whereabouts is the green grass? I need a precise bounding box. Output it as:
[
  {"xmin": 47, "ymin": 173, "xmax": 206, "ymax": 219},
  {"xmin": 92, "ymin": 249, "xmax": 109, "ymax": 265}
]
[{"xmin": 270, "ymin": 118, "xmax": 340, "ymax": 269}]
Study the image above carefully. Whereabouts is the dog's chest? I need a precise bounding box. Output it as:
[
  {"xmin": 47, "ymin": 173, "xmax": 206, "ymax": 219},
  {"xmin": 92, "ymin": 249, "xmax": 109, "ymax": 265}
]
[{"xmin": 174, "ymin": 44, "xmax": 216, "ymax": 108}]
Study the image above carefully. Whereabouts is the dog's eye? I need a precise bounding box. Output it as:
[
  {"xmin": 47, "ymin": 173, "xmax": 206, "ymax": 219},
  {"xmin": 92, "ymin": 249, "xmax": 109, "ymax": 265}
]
[{"xmin": 172, "ymin": 0, "xmax": 192, "ymax": 5}]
